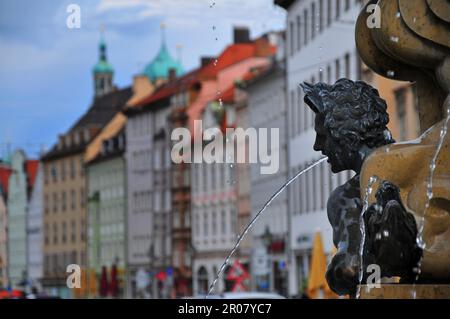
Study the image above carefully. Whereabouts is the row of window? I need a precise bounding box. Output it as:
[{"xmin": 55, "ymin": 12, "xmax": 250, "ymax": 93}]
[
  {"xmin": 192, "ymin": 162, "xmax": 236, "ymax": 193},
  {"xmin": 44, "ymin": 251, "xmax": 86, "ymax": 274},
  {"xmin": 132, "ymin": 190, "xmax": 171, "ymax": 213},
  {"xmin": 193, "ymin": 209, "xmax": 237, "ymax": 240},
  {"xmin": 44, "ymin": 158, "xmax": 84, "ymax": 184},
  {"xmin": 44, "ymin": 219, "xmax": 85, "ymax": 245},
  {"xmin": 289, "ymin": 0, "xmax": 357, "ymax": 55},
  {"xmin": 44, "ymin": 188, "xmax": 85, "ymax": 214}
]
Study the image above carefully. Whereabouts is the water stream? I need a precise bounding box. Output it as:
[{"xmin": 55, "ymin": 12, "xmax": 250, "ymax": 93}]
[
  {"xmin": 205, "ymin": 156, "xmax": 328, "ymax": 298},
  {"xmin": 411, "ymin": 102, "xmax": 450, "ymax": 298},
  {"xmin": 356, "ymin": 175, "xmax": 378, "ymax": 299}
]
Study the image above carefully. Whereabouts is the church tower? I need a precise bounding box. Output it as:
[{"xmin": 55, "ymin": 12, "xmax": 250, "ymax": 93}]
[{"xmin": 93, "ymin": 32, "xmax": 114, "ymax": 97}]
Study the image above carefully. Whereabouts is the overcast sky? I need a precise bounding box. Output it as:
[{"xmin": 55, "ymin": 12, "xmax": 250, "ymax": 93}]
[{"xmin": 0, "ymin": 0, "xmax": 285, "ymax": 158}]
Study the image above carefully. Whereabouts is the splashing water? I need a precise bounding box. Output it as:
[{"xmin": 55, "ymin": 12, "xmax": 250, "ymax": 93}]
[
  {"xmin": 411, "ymin": 103, "xmax": 450, "ymax": 298},
  {"xmin": 205, "ymin": 156, "xmax": 328, "ymax": 298},
  {"xmin": 356, "ymin": 175, "xmax": 378, "ymax": 299}
]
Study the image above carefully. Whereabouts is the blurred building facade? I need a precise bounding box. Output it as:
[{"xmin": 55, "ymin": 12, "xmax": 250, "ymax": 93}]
[
  {"xmin": 40, "ymin": 36, "xmax": 131, "ymax": 297},
  {"xmin": 26, "ymin": 165, "xmax": 44, "ymax": 291},
  {"xmin": 0, "ymin": 162, "xmax": 11, "ymax": 288},
  {"xmin": 123, "ymin": 30, "xmax": 185, "ymax": 299},
  {"xmin": 190, "ymin": 29, "xmax": 277, "ymax": 296},
  {"xmin": 7, "ymin": 151, "xmax": 37, "ymax": 288},
  {"xmin": 242, "ymin": 59, "xmax": 289, "ymax": 296},
  {"xmin": 0, "ymin": 194, "xmax": 6, "ymax": 289},
  {"xmin": 85, "ymin": 113, "xmax": 128, "ymax": 298}
]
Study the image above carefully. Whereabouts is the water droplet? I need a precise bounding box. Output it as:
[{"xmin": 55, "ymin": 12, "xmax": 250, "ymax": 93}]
[
  {"xmin": 429, "ymin": 162, "xmax": 436, "ymax": 171},
  {"xmin": 390, "ymin": 36, "xmax": 399, "ymax": 43},
  {"xmin": 375, "ymin": 233, "xmax": 382, "ymax": 240},
  {"xmin": 413, "ymin": 17, "xmax": 417, "ymax": 23},
  {"xmin": 383, "ymin": 230, "xmax": 389, "ymax": 237},
  {"xmin": 387, "ymin": 70, "xmax": 395, "ymax": 77},
  {"xmin": 427, "ymin": 188, "xmax": 433, "ymax": 200},
  {"xmin": 319, "ymin": 67, "xmax": 323, "ymax": 72},
  {"xmin": 396, "ymin": 12, "xmax": 401, "ymax": 18}
]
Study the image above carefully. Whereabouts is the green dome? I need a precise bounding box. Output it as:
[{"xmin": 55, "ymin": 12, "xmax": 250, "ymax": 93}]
[
  {"xmin": 143, "ymin": 43, "xmax": 183, "ymax": 82},
  {"xmin": 93, "ymin": 39, "xmax": 114, "ymax": 74}
]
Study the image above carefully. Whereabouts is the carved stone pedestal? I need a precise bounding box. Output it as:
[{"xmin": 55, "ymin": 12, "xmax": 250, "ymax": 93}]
[{"xmin": 359, "ymin": 284, "xmax": 450, "ymax": 299}]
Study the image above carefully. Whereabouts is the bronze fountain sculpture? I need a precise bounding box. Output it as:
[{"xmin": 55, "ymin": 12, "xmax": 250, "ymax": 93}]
[{"xmin": 301, "ymin": 0, "xmax": 450, "ymax": 298}]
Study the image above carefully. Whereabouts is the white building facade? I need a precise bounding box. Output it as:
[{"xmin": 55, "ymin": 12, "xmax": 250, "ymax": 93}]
[
  {"xmin": 27, "ymin": 165, "xmax": 44, "ymax": 291},
  {"xmin": 275, "ymin": 0, "xmax": 362, "ymax": 297},
  {"xmin": 125, "ymin": 106, "xmax": 172, "ymax": 298},
  {"xmin": 191, "ymin": 104, "xmax": 239, "ymax": 295},
  {"xmin": 245, "ymin": 62, "xmax": 289, "ymax": 296},
  {"xmin": 7, "ymin": 150, "xmax": 28, "ymax": 288}
]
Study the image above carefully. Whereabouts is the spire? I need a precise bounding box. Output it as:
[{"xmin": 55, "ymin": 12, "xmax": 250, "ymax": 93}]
[
  {"xmin": 99, "ymin": 24, "xmax": 107, "ymax": 62},
  {"xmin": 93, "ymin": 25, "xmax": 114, "ymax": 97},
  {"xmin": 142, "ymin": 22, "xmax": 184, "ymax": 82},
  {"xmin": 160, "ymin": 22, "xmax": 167, "ymax": 48}
]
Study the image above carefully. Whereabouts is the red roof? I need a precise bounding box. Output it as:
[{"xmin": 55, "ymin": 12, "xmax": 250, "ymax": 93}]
[
  {"xmin": 0, "ymin": 166, "xmax": 11, "ymax": 196},
  {"xmin": 201, "ymin": 40, "xmax": 276, "ymax": 79},
  {"xmin": 132, "ymin": 37, "xmax": 276, "ymax": 110},
  {"xmin": 133, "ymin": 67, "xmax": 203, "ymax": 108},
  {"xmin": 25, "ymin": 160, "xmax": 39, "ymax": 189}
]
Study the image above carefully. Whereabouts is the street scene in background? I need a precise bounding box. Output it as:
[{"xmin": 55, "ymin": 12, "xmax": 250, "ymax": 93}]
[{"xmin": 1, "ymin": 0, "xmax": 449, "ymax": 300}]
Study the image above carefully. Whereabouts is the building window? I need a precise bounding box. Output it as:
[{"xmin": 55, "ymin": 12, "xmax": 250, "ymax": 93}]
[
  {"xmin": 62, "ymin": 191, "xmax": 67, "ymax": 211},
  {"xmin": 335, "ymin": 59, "xmax": 341, "ymax": 80},
  {"xmin": 71, "ymin": 190, "xmax": 76, "ymax": 210},
  {"xmin": 395, "ymin": 87, "xmax": 407, "ymax": 141},
  {"xmin": 345, "ymin": 0, "xmax": 350, "ymax": 11},
  {"xmin": 311, "ymin": 2, "xmax": 316, "ymax": 40},
  {"xmin": 319, "ymin": 0, "xmax": 324, "ymax": 32},
  {"xmin": 336, "ymin": 0, "xmax": 341, "ymax": 19},
  {"xmin": 327, "ymin": 64, "xmax": 332, "ymax": 84},
  {"xmin": 53, "ymin": 223, "xmax": 58, "ymax": 244},
  {"xmin": 212, "ymin": 211, "xmax": 217, "ymax": 234},
  {"xmin": 81, "ymin": 219, "xmax": 86, "ymax": 241},
  {"xmin": 304, "ymin": 9, "xmax": 308, "ymax": 45},
  {"xmin": 62, "ymin": 222, "xmax": 67, "ymax": 243},
  {"xmin": 204, "ymin": 212, "xmax": 209, "ymax": 236},
  {"xmin": 70, "ymin": 158, "xmax": 76, "ymax": 179},
  {"xmin": 345, "ymin": 53, "xmax": 351, "ymax": 78},
  {"xmin": 45, "ymin": 224, "xmax": 49, "ymax": 245},
  {"xmin": 80, "ymin": 187, "xmax": 85, "ymax": 208},
  {"xmin": 71, "ymin": 220, "xmax": 76, "ymax": 243},
  {"xmin": 289, "ymin": 21, "xmax": 294, "ymax": 56},
  {"xmin": 44, "ymin": 194, "xmax": 49, "ymax": 214},
  {"xmin": 61, "ymin": 160, "xmax": 66, "ymax": 181},
  {"xmin": 53, "ymin": 193, "xmax": 58, "ymax": 213},
  {"xmin": 221, "ymin": 210, "xmax": 226, "ymax": 235},
  {"xmin": 327, "ymin": 0, "xmax": 332, "ymax": 26},
  {"xmin": 44, "ymin": 165, "xmax": 49, "ymax": 184},
  {"xmin": 51, "ymin": 164, "xmax": 57, "ymax": 183}
]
